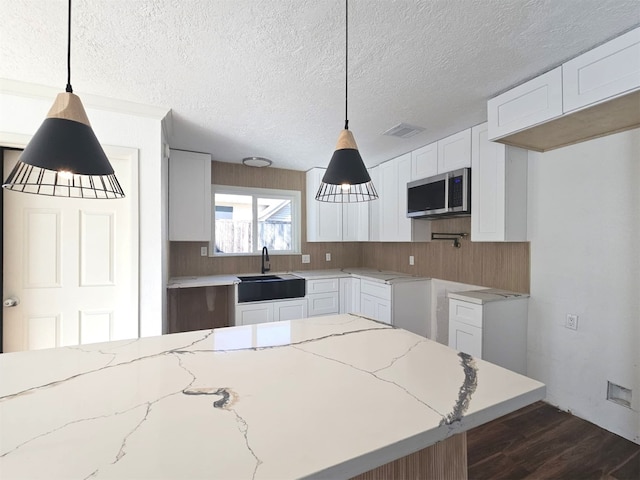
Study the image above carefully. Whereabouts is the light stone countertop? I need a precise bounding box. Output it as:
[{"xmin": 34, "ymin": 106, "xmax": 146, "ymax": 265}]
[
  {"xmin": 448, "ymin": 289, "xmax": 530, "ymax": 304},
  {"xmin": 167, "ymin": 268, "xmax": 429, "ymax": 289},
  {"xmin": 0, "ymin": 314, "xmax": 545, "ymax": 479}
]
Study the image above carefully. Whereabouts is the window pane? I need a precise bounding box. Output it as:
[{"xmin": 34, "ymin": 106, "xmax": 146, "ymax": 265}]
[
  {"xmin": 214, "ymin": 193, "xmax": 252, "ymax": 253},
  {"xmin": 257, "ymin": 197, "xmax": 292, "ymax": 251}
]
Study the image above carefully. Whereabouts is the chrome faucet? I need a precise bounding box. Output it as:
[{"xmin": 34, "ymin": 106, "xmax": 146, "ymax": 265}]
[{"xmin": 261, "ymin": 246, "xmax": 271, "ymax": 274}]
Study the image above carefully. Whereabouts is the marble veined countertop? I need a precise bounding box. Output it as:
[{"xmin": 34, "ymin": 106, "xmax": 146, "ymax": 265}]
[
  {"xmin": 448, "ymin": 288, "xmax": 530, "ymax": 304},
  {"xmin": 0, "ymin": 315, "xmax": 545, "ymax": 479}
]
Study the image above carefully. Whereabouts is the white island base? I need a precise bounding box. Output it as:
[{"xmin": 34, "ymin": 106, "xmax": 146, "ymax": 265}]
[{"xmin": 0, "ymin": 314, "xmax": 544, "ymax": 479}]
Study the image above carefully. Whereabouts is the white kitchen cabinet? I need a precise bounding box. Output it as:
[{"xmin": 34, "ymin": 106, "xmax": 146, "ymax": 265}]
[
  {"xmin": 563, "ymin": 27, "xmax": 640, "ymax": 113},
  {"xmin": 273, "ymin": 299, "xmax": 307, "ymax": 322},
  {"xmin": 339, "ymin": 277, "xmax": 361, "ymax": 314},
  {"xmin": 448, "ymin": 294, "xmax": 528, "ymax": 374},
  {"xmin": 306, "ymin": 168, "xmax": 342, "ymax": 242},
  {"xmin": 437, "ymin": 129, "xmax": 472, "ymax": 172},
  {"xmin": 359, "ymin": 278, "xmax": 430, "ymax": 336},
  {"xmin": 306, "ymin": 277, "xmax": 340, "ymax": 317},
  {"xmin": 235, "ymin": 302, "xmax": 273, "ymax": 326},
  {"xmin": 368, "ymin": 165, "xmax": 381, "ymax": 241},
  {"xmin": 411, "ymin": 142, "xmax": 438, "ymax": 180},
  {"xmin": 306, "ymin": 168, "xmax": 368, "ymax": 242},
  {"xmin": 169, "ymin": 149, "xmax": 211, "ymax": 241},
  {"xmin": 235, "ymin": 298, "xmax": 307, "ymax": 325},
  {"xmin": 471, "ymin": 122, "xmax": 528, "ymax": 242},
  {"xmin": 379, "ymin": 153, "xmax": 412, "ymax": 242},
  {"xmin": 487, "ymin": 67, "xmax": 563, "ymax": 141}
]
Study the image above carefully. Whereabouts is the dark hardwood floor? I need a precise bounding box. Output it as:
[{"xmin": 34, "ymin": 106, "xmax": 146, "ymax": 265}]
[{"xmin": 467, "ymin": 401, "xmax": 639, "ymax": 480}]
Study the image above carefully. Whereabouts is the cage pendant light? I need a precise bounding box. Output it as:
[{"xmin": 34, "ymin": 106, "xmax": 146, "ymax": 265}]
[
  {"xmin": 315, "ymin": 0, "xmax": 377, "ymax": 203},
  {"xmin": 2, "ymin": 0, "xmax": 124, "ymax": 199}
]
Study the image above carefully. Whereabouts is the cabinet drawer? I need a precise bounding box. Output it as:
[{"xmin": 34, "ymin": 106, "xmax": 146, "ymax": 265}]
[
  {"xmin": 488, "ymin": 67, "xmax": 563, "ymax": 140},
  {"xmin": 449, "ymin": 299, "xmax": 482, "ymax": 328},
  {"xmin": 307, "ymin": 293, "xmax": 339, "ymax": 317},
  {"xmin": 563, "ymin": 27, "xmax": 640, "ymax": 113},
  {"xmin": 360, "ymin": 279, "xmax": 391, "ymax": 301},
  {"xmin": 306, "ymin": 278, "xmax": 340, "ymax": 294}
]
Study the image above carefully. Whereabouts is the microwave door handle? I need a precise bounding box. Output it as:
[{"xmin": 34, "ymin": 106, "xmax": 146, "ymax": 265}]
[{"xmin": 444, "ymin": 172, "xmax": 449, "ymax": 210}]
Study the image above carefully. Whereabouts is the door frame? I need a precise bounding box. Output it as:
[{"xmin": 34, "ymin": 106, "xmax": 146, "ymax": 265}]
[{"xmin": 0, "ymin": 132, "xmax": 141, "ymax": 352}]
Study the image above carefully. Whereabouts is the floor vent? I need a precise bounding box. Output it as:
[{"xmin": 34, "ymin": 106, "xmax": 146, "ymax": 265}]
[
  {"xmin": 607, "ymin": 381, "xmax": 632, "ymax": 408},
  {"xmin": 382, "ymin": 123, "xmax": 425, "ymax": 139}
]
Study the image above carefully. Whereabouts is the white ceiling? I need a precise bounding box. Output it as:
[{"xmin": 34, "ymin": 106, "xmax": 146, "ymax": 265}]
[{"xmin": 1, "ymin": 0, "xmax": 639, "ymax": 172}]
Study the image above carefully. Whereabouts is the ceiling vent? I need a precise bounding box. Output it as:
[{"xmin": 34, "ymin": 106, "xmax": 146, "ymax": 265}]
[{"xmin": 382, "ymin": 123, "xmax": 426, "ymax": 139}]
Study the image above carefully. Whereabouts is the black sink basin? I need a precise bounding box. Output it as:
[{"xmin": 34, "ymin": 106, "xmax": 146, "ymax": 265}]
[{"xmin": 237, "ymin": 274, "xmax": 305, "ymax": 303}]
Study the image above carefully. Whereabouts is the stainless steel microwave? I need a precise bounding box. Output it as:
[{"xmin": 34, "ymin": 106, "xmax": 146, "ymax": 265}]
[{"xmin": 407, "ymin": 167, "xmax": 471, "ymax": 219}]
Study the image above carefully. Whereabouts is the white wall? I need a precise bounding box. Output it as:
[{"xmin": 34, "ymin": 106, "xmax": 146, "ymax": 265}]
[
  {"xmin": 527, "ymin": 128, "xmax": 640, "ymax": 443},
  {"xmin": 0, "ymin": 82, "xmax": 170, "ymax": 338}
]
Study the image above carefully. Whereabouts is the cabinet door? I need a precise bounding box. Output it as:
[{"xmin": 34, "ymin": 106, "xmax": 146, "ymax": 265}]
[
  {"xmin": 339, "ymin": 278, "xmax": 352, "ymax": 314},
  {"xmin": 563, "ymin": 27, "xmax": 640, "ymax": 113},
  {"xmin": 343, "ymin": 202, "xmax": 369, "ymax": 241},
  {"xmin": 449, "ymin": 319, "xmax": 482, "ymax": 358},
  {"xmin": 411, "ymin": 142, "xmax": 438, "ymax": 180},
  {"xmin": 471, "ymin": 122, "xmax": 528, "ymax": 242},
  {"xmin": 379, "ymin": 159, "xmax": 398, "ymax": 242},
  {"xmin": 472, "ymin": 123, "xmax": 506, "ymax": 241},
  {"xmin": 273, "ymin": 299, "xmax": 307, "ymax": 322},
  {"xmin": 488, "ymin": 67, "xmax": 563, "ymax": 140},
  {"xmin": 306, "ymin": 168, "xmax": 342, "ymax": 242},
  {"xmin": 307, "ymin": 293, "xmax": 339, "ymax": 316},
  {"xmin": 397, "ymin": 153, "xmax": 412, "ymax": 241},
  {"xmin": 375, "ymin": 298, "xmax": 392, "ymax": 325},
  {"xmin": 169, "ymin": 150, "xmax": 211, "ymax": 241},
  {"xmin": 236, "ymin": 303, "xmax": 273, "ymax": 326},
  {"xmin": 368, "ymin": 165, "xmax": 381, "ymax": 241},
  {"xmin": 360, "ymin": 293, "xmax": 378, "ymax": 320},
  {"xmin": 437, "ymin": 129, "xmax": 471, "ymax": 172}
]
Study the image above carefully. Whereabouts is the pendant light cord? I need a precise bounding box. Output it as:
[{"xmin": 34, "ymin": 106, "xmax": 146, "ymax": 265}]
[
  {"xmin": 344, "ymin": 0, "xmax": 349, "ymax": 130},
  {"xmin": 66, "ymin": 0, "xmax": 73, "ymax": 93}
]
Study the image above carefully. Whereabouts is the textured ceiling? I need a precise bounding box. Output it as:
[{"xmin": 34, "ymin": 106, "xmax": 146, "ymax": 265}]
[{"xmin": 1, "ymin": 0, "xmax": 639, "ymax": 171}]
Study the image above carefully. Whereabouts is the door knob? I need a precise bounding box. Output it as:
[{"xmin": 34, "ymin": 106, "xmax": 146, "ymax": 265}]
[{"xmin": 3, "ymin": 296, "xmax": 19, "ymax": 307}]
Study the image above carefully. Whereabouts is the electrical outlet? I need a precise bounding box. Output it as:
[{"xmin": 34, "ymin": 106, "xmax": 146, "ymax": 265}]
[
  {"xmin": 200, "ymin": 246, "xmax": 208, "ymax": 257},
  {"xmin": 325, "ymin": 253, "xmax": 331, "ymax": 262},
  {"xmin": 409, "ymin": 255, "xmax": 415, "ymax": 266},
  {"xmin": 301, "ymin": 254, "xmax": 310, "ymax": 264},
  {"xmin": 565, "ymin": 314, "xmax": 578, "ymax": 330}
]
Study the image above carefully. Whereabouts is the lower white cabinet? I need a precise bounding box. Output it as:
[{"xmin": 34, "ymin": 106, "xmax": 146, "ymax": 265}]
[
  {"xmin": 235, "ymin": 298, "xmax": 307, "ymax": 326},
  {"xmin": 359, "ymin": 279, "xmax": 430, "ymax": 336},
  {"xmin": 339, "ymin": 277, "xmax": 361, "ymax": 314},
  {"xmin": 448, "ymin": 296, "xmax": 528, "ymax": 374},
  {"xmin": 306, "ymin": 278, "xmax": 340, "ymax": 317}
]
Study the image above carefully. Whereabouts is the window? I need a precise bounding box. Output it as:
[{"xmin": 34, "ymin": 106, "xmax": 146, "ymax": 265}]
[{"xmin": 211, "ymin": 185, "xmax": 301, "ymax": 255}]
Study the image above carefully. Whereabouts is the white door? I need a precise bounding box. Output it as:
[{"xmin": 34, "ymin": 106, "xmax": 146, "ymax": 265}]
[{"xmin": 2, "ymin": 147, "xmax": 139, "ymax": 352}]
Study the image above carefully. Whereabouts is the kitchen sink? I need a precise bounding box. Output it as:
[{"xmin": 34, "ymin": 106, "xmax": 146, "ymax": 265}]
[{"xmin": 237, "ymin": 274, "xmax": 305, "ymax": 303}]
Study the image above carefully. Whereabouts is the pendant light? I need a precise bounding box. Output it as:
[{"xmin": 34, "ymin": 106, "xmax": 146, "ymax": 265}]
[
  {"xmin": 315, "ymin": 0, "xmax": 377, "ymax": 203},
  {"xmin": 2, "ymin": 0, "xmax": 124, "ymax": 199}
]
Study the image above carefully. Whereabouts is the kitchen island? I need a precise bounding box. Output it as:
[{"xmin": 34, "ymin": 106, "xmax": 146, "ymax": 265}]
[{"xmin": 0, "ymin": 314, "xmax": 544, "ymax": 479}]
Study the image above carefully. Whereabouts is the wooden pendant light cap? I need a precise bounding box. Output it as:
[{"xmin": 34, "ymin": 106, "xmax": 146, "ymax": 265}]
[
  {"xmin": 46, "ymin": 92, "xmax": 91, "ymax": 126},
  {"xmin": 335, "ymin": 129, "xmax": 359, "ymax": 150}
]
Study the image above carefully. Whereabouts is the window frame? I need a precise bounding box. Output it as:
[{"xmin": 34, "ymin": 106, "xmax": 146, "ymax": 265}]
[{"xmin": 210, "ymin": 185, "xmax": 301, "ymax": 257}]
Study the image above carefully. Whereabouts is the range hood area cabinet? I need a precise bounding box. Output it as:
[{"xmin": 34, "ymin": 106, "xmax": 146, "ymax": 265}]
[
  {"xmin": 306, "ymin": 167, "xmax": 369, "ymax": 242},
  {"xmin": 471, "ymin": 123, "xmax": 528, "ymax": 242},
  {"xmin": 488, "ymin": 26, "xmax": 640, "ymax": 152},
  {"xmin": 169, "ymin": 149, "xmax": 212, "ymax": 242}
]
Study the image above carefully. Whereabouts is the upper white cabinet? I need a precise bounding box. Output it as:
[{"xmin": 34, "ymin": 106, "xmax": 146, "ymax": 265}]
[
  {"xmin": 488, "ymin": 27, "xmax": 640, "ymax": 152},
  {"xmin": 379, "ymin": 153, "xmax": 412, "ymax": 242},
  {"xmin": 306, "ymin": 167, "xmax": 369, "ymax": 242},
  {"xmin": 487, "ymin": 67, "xmax": 563, "ymax": 140},
  {"xmin": 411, "ymin": 142, "xmax": 438, "ymax": 180},
  {"xmin": 437, "ymin": 129, "xmax": 472, "ymax": 172},
  {"xmin": 471, "ymin": 123, "xmax": 528, "ymax": 242},
  {"xmin": 411, "ymin": 129, "xmax": 471, "ymax": 181},
  {"xmin": 563, "ymin": 27, "xmax": 640, "ymax": 113},
  {"xmin": 169, "ymin": 149, "xmax": 211, "ymax": 242}
]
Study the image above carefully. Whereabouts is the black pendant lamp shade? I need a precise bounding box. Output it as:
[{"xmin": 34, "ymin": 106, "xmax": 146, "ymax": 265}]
[
  {"xmin": 315, "ymin": 0, "xmax": 377, "ymax": 203},
  {"xmin": 1, "ymin": 0, "xmax": 124, "ymax": 199},
  {"xmin": 315, "ymin": 129, "xmax": 378, "ymax": 202}
]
